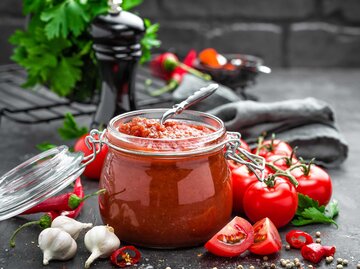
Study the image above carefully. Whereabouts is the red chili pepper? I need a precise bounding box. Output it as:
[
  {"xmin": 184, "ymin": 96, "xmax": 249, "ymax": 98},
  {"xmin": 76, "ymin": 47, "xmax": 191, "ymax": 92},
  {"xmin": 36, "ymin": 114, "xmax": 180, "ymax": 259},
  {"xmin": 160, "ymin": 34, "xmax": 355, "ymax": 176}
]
[
  {"xmin": 9, "ymin": 211, "xmax": 59, "ymax": 248},
  {"xmin": 286, "ymin": 230, "xmax": 314, "ymax": 249},
  {"xmin": 22, "ymin": 187, "xmax": 105, "ymax": 214},
  {"xmin": 150, "ymin": 50, "xmax": 202, "ymax": 96},
  {"xmin": 61, "ymin": 177, "xmax": 84, "ymax": 219},
  {"xmin": 150, "ymin": 51, "xmax": 211, "ymax": 83},
  {"xmin": 322, "ymin": 245, "xmax": 336, "ymax": 257},
  {"xmin": 110, "ymin": 246, "xmax": 141, "ymax": 267},
  {"xmin": 301, "ymin": 243, "xmax": 326, "ymax": 263}
]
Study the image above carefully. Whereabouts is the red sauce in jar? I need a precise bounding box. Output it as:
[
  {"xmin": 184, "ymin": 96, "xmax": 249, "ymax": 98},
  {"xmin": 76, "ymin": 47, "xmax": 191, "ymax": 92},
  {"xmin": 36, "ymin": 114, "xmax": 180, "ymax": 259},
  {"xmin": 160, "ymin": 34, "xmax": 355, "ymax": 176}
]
[
  {"xmin": 99, "ymin": 112, "xmax": 232, "ymax": 248},
  {"xmin": 118, "ymin": 117, "xmax": 214, "ymax": 139}
]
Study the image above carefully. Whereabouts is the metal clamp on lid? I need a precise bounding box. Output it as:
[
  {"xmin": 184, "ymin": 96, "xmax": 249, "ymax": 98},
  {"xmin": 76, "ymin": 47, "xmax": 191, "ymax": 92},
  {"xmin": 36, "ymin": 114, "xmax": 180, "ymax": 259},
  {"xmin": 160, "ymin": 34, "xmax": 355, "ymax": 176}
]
[
  {"xmin": 81, "ymin": 129, "xmax": 108, "ymax": 168},
  {"xmin": 225, "ymin": 132, "xmax": 265, "ymax": 181}
]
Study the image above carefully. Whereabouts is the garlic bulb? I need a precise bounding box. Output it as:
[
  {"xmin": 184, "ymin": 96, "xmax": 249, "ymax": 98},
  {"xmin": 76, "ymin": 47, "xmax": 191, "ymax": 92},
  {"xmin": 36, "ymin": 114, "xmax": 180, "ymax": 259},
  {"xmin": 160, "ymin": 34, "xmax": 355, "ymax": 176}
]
[
  {"xmin": 51, "ymin": 216, "xmax": 93, "ymax": 239},
  {"xmin": 84, "ymin": 225, "xmax": 120, "ymax": 268},
  {"xmin": 38, "ymin": 228, "xmax": 77, "ymax": 265}
]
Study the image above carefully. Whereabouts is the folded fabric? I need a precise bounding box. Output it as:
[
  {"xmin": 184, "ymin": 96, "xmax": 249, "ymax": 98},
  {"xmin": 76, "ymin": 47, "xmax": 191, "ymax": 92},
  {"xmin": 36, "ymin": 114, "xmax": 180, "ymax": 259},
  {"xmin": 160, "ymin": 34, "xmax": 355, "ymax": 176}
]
[
  {"xmin": 172, "ymin": 74, "xmax": 243, "ymax": 111},
  {"xmin": 207, "ymin": 98, "xmax": 348, "ymax": 167}
]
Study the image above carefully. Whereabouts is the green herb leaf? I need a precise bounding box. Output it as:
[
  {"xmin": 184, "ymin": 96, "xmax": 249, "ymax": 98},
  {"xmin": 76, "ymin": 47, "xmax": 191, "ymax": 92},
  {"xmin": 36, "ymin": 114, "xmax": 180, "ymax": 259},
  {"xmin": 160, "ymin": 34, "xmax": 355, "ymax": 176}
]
[
  {"xmin": 58, "ymin": 113, "xmax": 88, "ymax": 140},
  {"xmin": 49, "ymin": 56, "xmax": 83, "ymax": 96},
  {"xmin": 122, "ymin": 0, "xmax": 143, "ymax": 11},
  {"xmin": 325, "ymin": 200, "xmax": 339, "ymax": 219},
  {"xmin": 36, "ymin": 142, "xmax": 58, "ymax": 152},
  {"xmin": 292, "ymin": 194, "xmax": 339, "ymax": 227},
  {"xmin": 41, "ymin": 0, "xmax": 90, "ymax": 39},
  {"xmin": 140, "ymin": 19, "xmax": 161, "ymax": 64}
]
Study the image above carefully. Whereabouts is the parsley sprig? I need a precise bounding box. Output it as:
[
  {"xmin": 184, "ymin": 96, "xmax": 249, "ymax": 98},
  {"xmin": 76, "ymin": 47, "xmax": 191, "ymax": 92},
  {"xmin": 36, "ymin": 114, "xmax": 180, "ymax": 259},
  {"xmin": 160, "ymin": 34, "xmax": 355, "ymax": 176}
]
[
  {"xmin": 292, "ymin": 193, "xmax": 339, "ymax": 227},
  {"xmin": 10, "ymin": 0, "xmax": 160, "ymax": 99}
]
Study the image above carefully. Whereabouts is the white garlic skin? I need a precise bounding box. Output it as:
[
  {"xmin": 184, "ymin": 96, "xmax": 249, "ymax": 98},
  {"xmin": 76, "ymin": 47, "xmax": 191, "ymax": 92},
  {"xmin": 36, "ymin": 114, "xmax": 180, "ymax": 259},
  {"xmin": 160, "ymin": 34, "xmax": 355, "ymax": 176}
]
[
  {"xmin": 51, "ymin": 216, "xmax": 93, "ymax": 239},
  {"xmin": 38, "ymin": 228, "xmax": 77, "ymax": 265},
  {"xmin": 84, "ymin": 225, "xmax": 120, "ymax": 268}
]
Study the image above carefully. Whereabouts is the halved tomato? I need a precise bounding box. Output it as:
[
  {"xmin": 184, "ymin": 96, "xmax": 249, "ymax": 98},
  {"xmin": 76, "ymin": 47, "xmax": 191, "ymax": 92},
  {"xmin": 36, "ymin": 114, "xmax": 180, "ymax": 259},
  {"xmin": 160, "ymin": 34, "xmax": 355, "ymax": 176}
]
[
  {"xmin": 205, "ymin": 217, "xmax": 254, "ymax": 257},
  {"xmin": 249, "ymin": 218, "xmax": 282, "ymax": 255}
]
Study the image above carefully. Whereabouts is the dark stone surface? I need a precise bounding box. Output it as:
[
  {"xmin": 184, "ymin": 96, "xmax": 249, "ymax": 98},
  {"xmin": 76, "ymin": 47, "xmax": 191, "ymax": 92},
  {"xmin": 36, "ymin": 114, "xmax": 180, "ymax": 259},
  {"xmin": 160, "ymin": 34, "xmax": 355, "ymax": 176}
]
[
  {"xmin": 205, "ymin": 23, "xmax": 283, "ymax": 66},
  {"xmin": 288, "ymin": 22, "xmax": 360, "ymax": 67},
  {"xmin": 0, "ymin": 18, "xmax": 25, "ymax": 64},
  {"xmin": 0, "ymin": 68, "xmax": 360, "ymax": 268},
  {"xmin": 323, "ymin": 0, "xmax": 360, "ymax": 23},
  {"xmin": 160, "ymin": 0, "xmax": 316, "ymax": 20}
]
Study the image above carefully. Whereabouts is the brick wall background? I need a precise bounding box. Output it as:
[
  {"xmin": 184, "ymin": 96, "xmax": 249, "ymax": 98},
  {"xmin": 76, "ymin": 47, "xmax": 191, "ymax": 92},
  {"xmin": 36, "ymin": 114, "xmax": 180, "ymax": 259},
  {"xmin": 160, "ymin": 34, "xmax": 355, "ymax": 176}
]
[{"xmin": 1, "ymin": 0, "xmax": 360, "ymax": 67}]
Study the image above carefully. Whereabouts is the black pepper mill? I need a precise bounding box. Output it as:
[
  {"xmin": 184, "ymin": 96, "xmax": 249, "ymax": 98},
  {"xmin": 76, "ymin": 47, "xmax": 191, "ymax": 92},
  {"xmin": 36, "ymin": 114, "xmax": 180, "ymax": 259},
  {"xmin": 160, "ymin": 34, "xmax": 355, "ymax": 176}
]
[{"xmin": 90, "ymin": 0, "xmax": 145, "ymax": 127}]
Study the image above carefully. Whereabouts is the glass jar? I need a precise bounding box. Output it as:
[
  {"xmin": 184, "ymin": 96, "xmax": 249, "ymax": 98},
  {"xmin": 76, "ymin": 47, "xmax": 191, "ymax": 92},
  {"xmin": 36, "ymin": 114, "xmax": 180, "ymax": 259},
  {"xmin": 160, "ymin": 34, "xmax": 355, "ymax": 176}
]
[{"xmin": 97, "ymin": 109, "xmax": 263, "ymax": 248}]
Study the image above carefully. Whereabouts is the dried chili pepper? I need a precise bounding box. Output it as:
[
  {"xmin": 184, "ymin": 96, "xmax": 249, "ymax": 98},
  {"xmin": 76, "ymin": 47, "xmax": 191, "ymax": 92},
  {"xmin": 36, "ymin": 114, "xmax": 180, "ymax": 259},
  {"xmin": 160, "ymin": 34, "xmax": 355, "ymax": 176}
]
[
  {"xmin": 22, "ymin": 188, "xmax": 105, "ymax": 214},
  {"xmin": 286, "ymin": 230, "xmax": 314, "ymax": 249},
  {"xmin": 110, "ymin": 246, "xmax": 141, "ymax": 267},
  {"xmin": 301, "ymin": 243, "xmax": 329, "ymax": 263},
  {"xmin": 9, "ymin": 211, "xmax": 59, "ymax": 248},
  {"xmin": 61, "ymin": 177, "xmax": 84, "ymax": 219}
]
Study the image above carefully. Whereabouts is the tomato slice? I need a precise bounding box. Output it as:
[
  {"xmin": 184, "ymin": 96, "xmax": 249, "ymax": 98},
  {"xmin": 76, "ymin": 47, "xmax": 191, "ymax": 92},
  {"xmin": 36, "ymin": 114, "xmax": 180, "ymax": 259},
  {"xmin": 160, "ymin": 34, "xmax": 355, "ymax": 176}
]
[
  {"xmin": 205, "ymin": 217, "xmax": 254, "ymax": 257},
  {"xmin": 286, "ymin": 230, "xmax": 313, "ymax": 249},
  {"xmin": 249, "ymin": 218, "xmax": 282, "ymax": 255}
]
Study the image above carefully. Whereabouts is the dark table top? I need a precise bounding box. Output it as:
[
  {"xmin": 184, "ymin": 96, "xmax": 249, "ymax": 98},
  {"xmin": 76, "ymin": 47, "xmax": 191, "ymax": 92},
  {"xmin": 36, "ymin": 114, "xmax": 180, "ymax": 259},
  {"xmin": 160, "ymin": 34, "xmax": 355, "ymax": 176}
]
[{"xmin": 1, "ymin": 68, "xmax": 360, "ymax": 269}]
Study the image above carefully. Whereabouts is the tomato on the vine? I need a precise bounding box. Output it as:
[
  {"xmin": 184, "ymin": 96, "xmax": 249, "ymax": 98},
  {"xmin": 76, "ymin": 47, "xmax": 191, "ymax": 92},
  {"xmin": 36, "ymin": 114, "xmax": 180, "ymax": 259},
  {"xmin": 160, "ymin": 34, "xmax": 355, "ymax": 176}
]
[
  {"xmin": 291, "ymin": 164, "xmax": 332, "ymax": 206},
  {"xmin": 249, "ymin": 218, "xmax": 282, "ymax": 255},
  {"xmin": 243, "ymin": 177, "xmax": 298, "ymax": 228},
  {"xmin": 265, "ymin": 154, "xmax": 298, "ymax": 172},
  {"xmin": 231, "ymin": 165, "xmax": 269, "ymax": 214},
  {"xmin": 74, "ymin": 134, "xmax": 108, "ymax": 179},
  {"xmin": 254, "ymin": 139, "xmax": 293, "ymax": 158},
  {"xmin": 205, "ymin": 217, "xmax": 254, "ymax": 257}
]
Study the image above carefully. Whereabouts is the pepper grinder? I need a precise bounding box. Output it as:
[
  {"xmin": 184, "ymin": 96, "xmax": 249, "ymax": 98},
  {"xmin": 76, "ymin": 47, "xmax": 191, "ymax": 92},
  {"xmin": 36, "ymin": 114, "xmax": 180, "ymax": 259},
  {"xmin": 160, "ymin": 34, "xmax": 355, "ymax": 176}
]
[{"xmin": 90, "ymin": 0, "xmax": 145, "ymax": 127}]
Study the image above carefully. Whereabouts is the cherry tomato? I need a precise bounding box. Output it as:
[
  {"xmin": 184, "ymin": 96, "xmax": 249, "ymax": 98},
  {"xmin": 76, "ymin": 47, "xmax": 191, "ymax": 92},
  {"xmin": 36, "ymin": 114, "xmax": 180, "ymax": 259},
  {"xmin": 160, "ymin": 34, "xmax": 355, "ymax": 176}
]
[
  {"xmin": 205, "ymin": 217, "xmax": 254, "ymax": 257},
  {"xmin": 227, "ymin": 139, "xmax": 251, "ymax": 171},
  {"xmin": 199, "ymin": 48, "xmax": 222, "ymax": 68},
  {"xmin": 249, "ymin": 218, "xmax": 282, "ymax": 255},
  {"xmin": 110, "ymin": 246, "xmax": 141, "ymax": 267},
  {"xmin": 74, "ymin": 134, "xmax": 108, "ymax": 179},
  {"xmin": 254, "ymin": 139, "xmax": 293, "ymax": 158},
  {"xmin": 243, "ymin": 177, "xmax": 298, "ymax": 228},
  {"xmin": 231, "ymin": 165, "xmax": 269, "ymax": 213},
  {"xmin": 286, "ymin": 230, "xmax": 313, "ymax": 249},
  {"xmin": 301, "ymin": 243, "xmax": 326, "ymax": 263},
  {"xmin": 291, "ymin": 164, "xmax": 332, "ymax": 206}
]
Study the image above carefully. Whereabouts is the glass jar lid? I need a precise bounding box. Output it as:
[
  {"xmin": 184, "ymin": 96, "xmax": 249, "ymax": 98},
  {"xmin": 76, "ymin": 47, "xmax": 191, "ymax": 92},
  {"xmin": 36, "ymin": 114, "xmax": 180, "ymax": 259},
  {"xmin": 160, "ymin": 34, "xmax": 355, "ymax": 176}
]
[{"xmin": 0, "ymin": 146, "xmax": 84, "ymax": 221}]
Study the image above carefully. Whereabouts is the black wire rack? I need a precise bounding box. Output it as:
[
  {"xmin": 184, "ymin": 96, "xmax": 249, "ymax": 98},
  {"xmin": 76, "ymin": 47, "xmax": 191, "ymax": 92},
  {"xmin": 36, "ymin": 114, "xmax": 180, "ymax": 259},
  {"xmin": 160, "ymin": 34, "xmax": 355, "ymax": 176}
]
[{"xmin": 0, "ymin": 64, "xmax": 172, "ymax": 125}]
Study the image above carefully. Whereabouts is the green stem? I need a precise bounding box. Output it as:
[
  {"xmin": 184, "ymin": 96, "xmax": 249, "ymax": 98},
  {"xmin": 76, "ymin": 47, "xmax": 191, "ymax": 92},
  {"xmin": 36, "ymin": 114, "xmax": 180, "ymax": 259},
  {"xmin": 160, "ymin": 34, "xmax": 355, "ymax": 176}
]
[
  {"xmin": 265, "ymin": 162, "xmax": 299, "ymax": 187},
  {"xmin": 9, "ymin": 221, "xmax": 39, "ymax": 248},
  {"xmin": 69, "ymin": 189, "xmax": 106, "ymax": 210},
  {"xmin": 178, "ymin": 62, "xmax": 212, "ymax": 81},
  {"xmin": 255, "ymin": 135, "xmax": 264, "ymax": 155},
  {"xmin": 150, "ymin": 80, "xmax": 178, "ymax": 97}
]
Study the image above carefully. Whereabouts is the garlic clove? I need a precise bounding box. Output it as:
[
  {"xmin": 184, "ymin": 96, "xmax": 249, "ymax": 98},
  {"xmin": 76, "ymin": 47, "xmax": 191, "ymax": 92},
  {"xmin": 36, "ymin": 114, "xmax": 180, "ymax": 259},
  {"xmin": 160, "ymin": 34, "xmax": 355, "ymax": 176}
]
[
  {"xmin": 51, "ymin": 216, "xmax": 93, "ymax": 239},
  {"xmin": 84, "ymin": 225, "xmax": 120, "ymax": 268},
  {"xmin": 38, "ymin": 227, "xmax": 77, "ymax": 265}
]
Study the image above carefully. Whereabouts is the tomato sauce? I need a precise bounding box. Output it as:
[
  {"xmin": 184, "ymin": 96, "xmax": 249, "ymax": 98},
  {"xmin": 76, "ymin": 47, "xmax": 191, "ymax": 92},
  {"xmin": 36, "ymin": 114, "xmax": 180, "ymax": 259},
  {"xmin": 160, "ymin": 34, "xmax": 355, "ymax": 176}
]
[{"xmin": 99, "ymin": 113, "xmax": 232, "ymax": 248}]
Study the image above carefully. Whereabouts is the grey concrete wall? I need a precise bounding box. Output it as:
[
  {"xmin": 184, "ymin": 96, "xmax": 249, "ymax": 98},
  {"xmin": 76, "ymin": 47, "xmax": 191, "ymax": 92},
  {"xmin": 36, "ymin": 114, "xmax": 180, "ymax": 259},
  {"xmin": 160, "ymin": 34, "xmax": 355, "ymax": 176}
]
[{"xmin": 1, "ymin": 0, "xmax": 360, "ymax": 67}]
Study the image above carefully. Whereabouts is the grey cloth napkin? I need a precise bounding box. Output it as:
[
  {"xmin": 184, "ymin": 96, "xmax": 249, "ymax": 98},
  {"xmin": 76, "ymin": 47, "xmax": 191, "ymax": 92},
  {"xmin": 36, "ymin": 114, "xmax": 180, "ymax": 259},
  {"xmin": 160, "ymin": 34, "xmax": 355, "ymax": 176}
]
[
  {"xmin": 207, "ymin": 98, "xmax": 348, "ymax": 167},
  {"xmin": 172, "ymin": 74, "xmax": 243, "ymax": 111}
]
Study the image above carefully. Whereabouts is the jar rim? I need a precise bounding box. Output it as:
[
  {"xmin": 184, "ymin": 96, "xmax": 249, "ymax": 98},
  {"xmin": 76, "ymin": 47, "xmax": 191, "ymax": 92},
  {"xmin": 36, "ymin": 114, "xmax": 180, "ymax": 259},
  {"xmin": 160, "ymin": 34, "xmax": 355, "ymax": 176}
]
[{"xmin": 106, "ymin": 109, "xmax": 226, "ymax": 155}]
